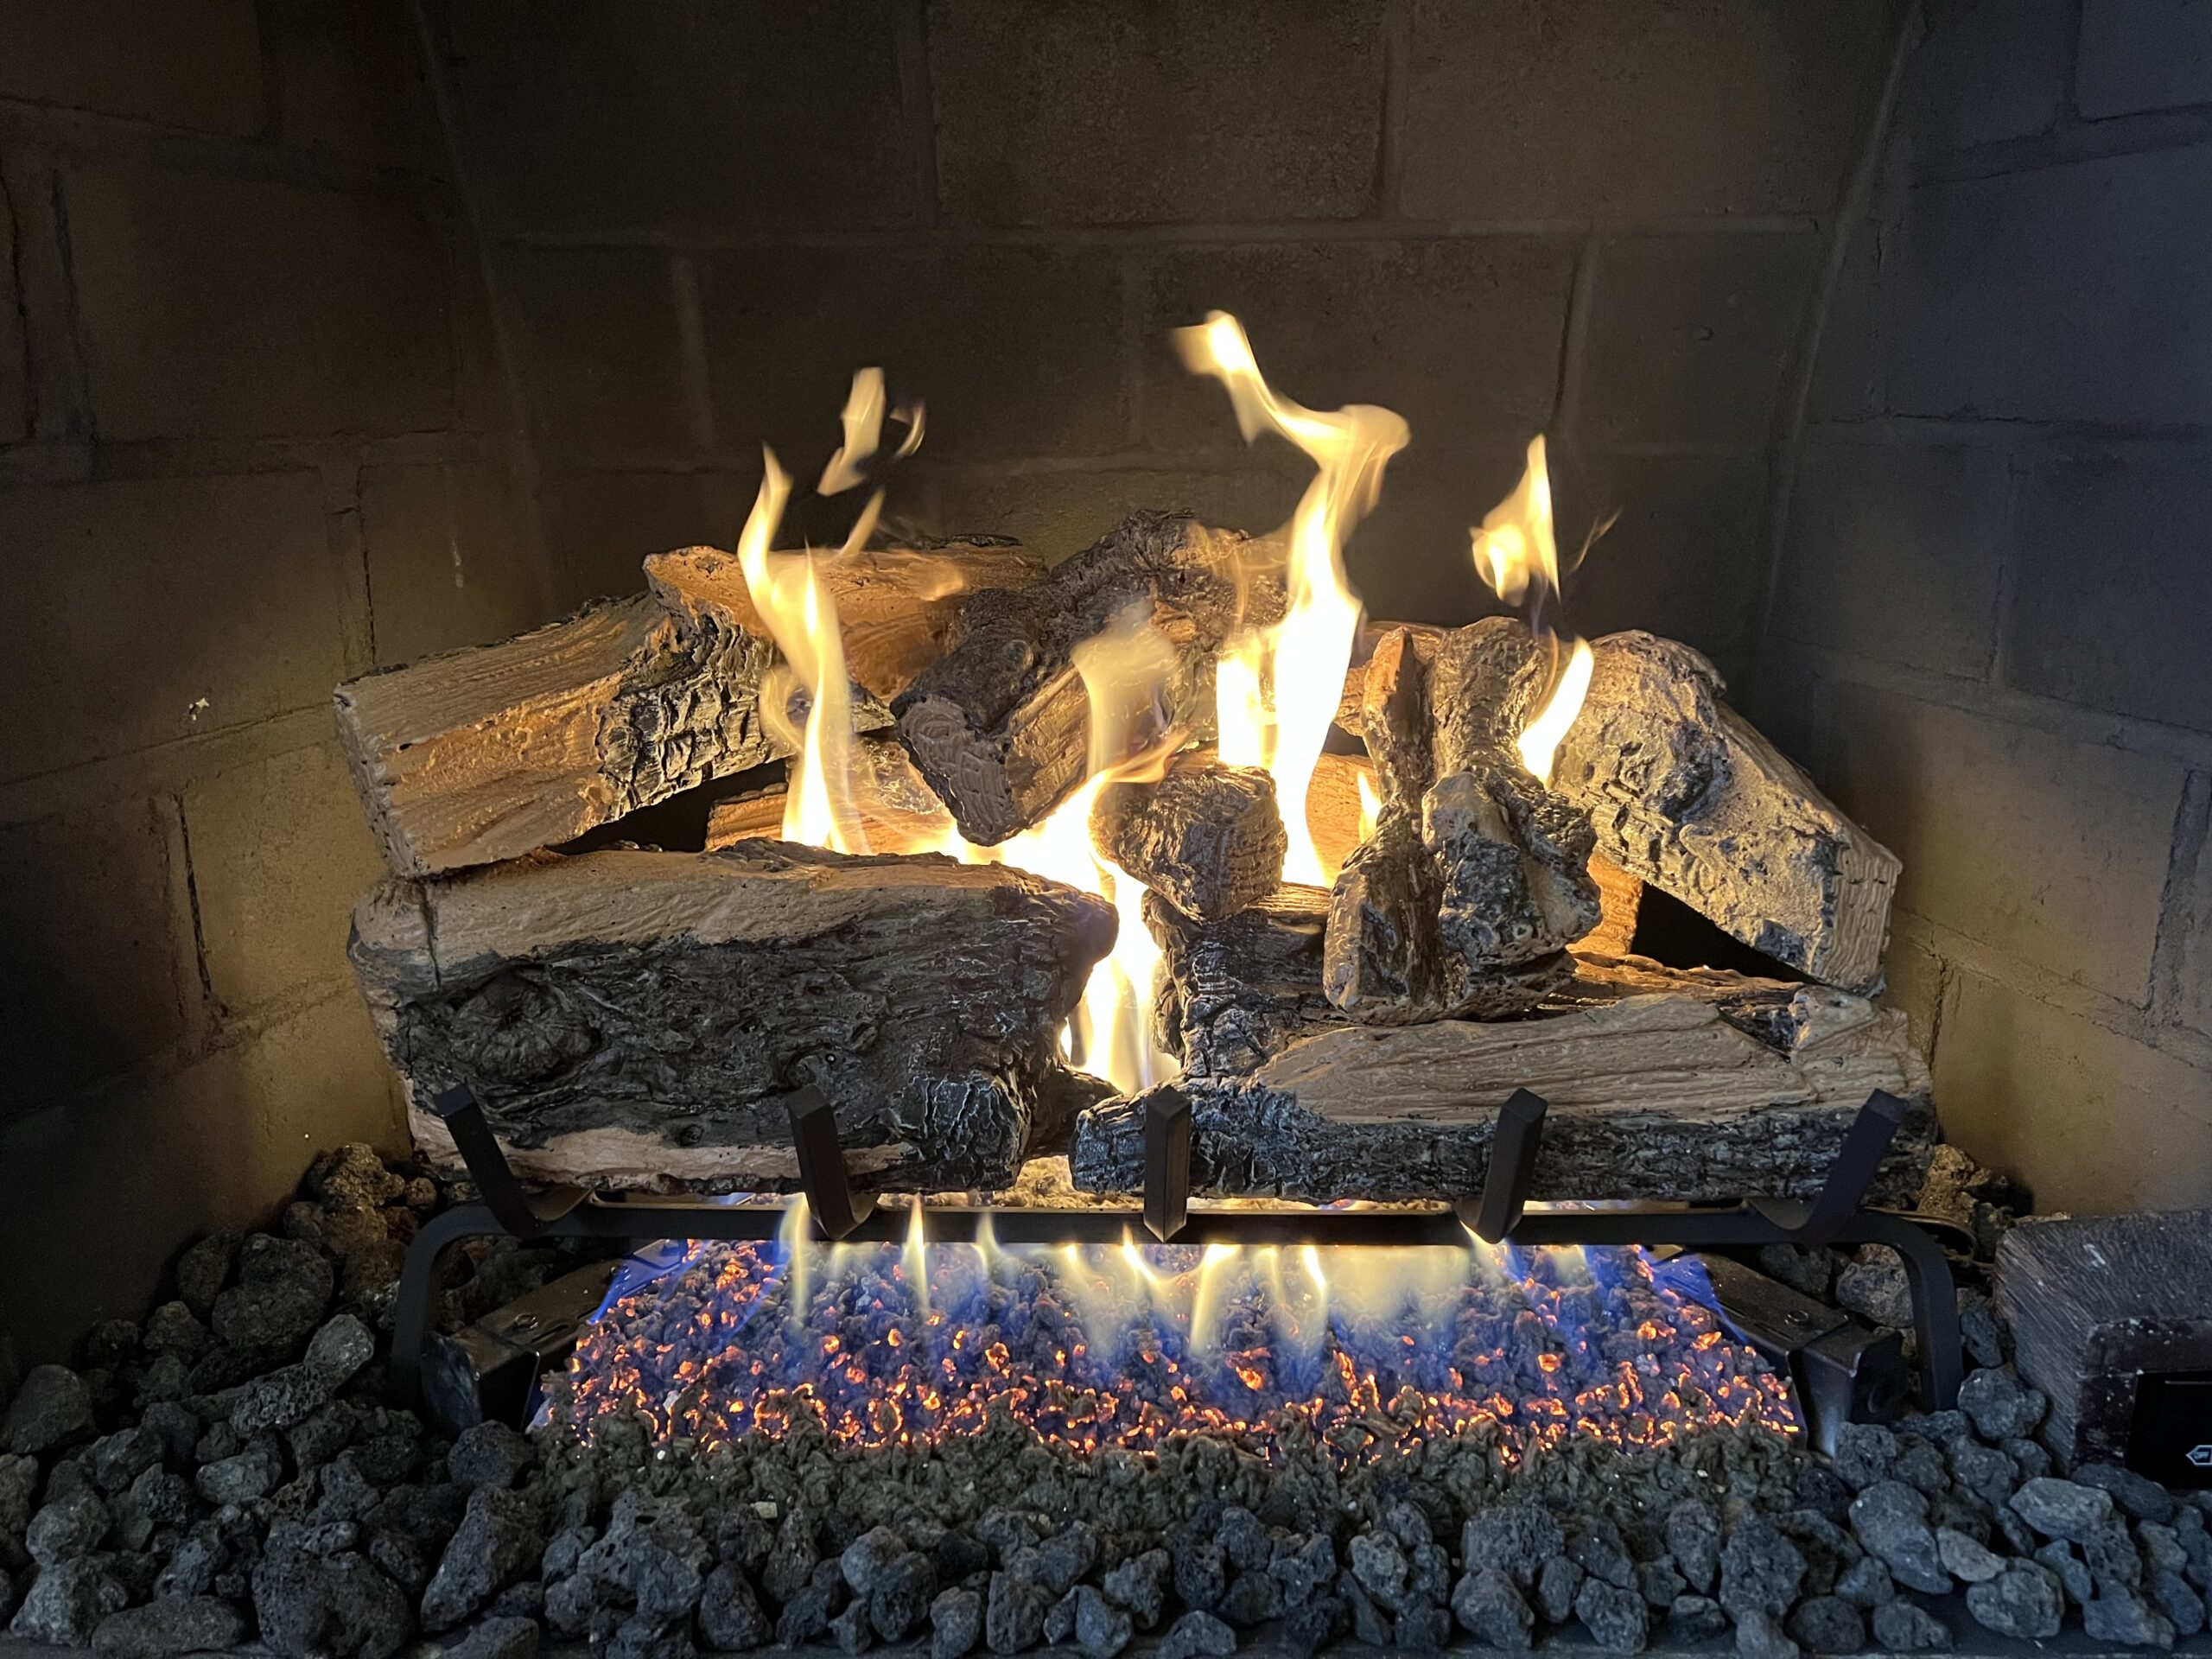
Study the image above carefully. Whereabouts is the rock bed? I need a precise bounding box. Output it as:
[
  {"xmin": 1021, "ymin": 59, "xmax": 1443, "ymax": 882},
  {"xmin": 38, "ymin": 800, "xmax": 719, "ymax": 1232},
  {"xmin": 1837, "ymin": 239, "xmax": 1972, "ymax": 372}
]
[{"xmin": 1, "ymin": 1144, "xmax": 2209, "ymax": 1659}]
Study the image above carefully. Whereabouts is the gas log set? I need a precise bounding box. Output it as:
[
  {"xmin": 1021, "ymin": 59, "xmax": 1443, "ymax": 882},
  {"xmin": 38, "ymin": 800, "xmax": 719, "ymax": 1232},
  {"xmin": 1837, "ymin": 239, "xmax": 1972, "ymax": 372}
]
[{"xmin": 9, "ymin": 315, "xmax": 2212, "ymax": 1659}]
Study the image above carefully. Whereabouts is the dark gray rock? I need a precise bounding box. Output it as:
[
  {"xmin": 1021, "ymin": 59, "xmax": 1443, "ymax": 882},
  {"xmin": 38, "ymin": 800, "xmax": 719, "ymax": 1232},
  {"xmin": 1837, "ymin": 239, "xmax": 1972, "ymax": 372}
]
[
  {"xmin": 613, "ymin": 1609, "xmax": 699, "ymax": 1659},
  {"xmin": 2083, "ymin": 1586, "xmax": 2176, "ymax": 1649},
  {"xmin": 1175, "ymin": 1541, "xmax": 1227, "ymax": 1611},
  {"xmin": 2035, "ymin": 1540, "xmax": 2093, "ymax": 1605},
  {"xmin": 231, "ymin": 1360, "xmax": 342, "ymax": 1434},
  {"xmin": 1719, "ymin": 1516, "xmax": 1806, "ymax": 1618},
  {"xmin": 1849, "ymin": 1482, "xmax": 1950, "ymax": 1594},
  {"xmin": 1734, "ymin": 1607, "xmax": 1798, "ymax": 1659},
  {"xmin": 11, "ymin": 1559, "xmax": 125, "ymax": 1644},
  {"xmin": 2088, "ymin": 1516, "xmax": 2145, "ymax": 1590},
  {"xmin": 930, "ymin": 1586, "xmax": 982, "ymax": 1659},
  {"xmin": 86, "ymin": 1427, "xmax": 162, "ymax": 1496},
  {"xmin": 1349, "ymin": 1531, "xmax": 1408, "ymax": 1610},
  {"xmin": 1219, "ymin": 1506, "xmax": 1271, "ymax": 1571},
  {"xmin": 252, "ymin": 1548, "xmax": 414, "ymax": 1659},
  {"xmin": 2003, "ymin": 1434, "xmax": 2053, "ymax": 1480},
  {"xmin": 448, "ymin": 1613, "xmax": 542, "ymax": 1659},
  {"xmin": 1342, "ymin": 1577, "xmax": 1391, "ymax": 1646},
  {"xmin": 984, "ymin": 1570, "xmax": 1047, "ymax": 1655},
  {"xmin": 1464, "ymin": 1504, "xmax": 1566, "ymax": 1590},
  {"xmin": 1836, "ymin": 1553, "xmax": 1896, "ymax": 1607},
  {"xmin": 1965, "ymin": 1561, "xmax": 2063, "ymax": 1640},
  {"xmin": 1282, "ymin": 1595, "xmax": 1346, "ymax": 1659},
  {"xmin": 1872, "ymin": 1599, "xmax": 1952, "ymax": 1651},
  {"xmin": 1268, "ymin": 1534, "xmax": 1333, "ymax": 1609},
  {"xmin": 1796, "ymin": 1462, "xmax": 1854, "ymax": 1526},
  {"xmin": 1957, "ymin": 1367, "xmax": 2044, "ymax": 1442},
  {"xmin": 1452, "ymin": 1567, "xmax": 1533, "ymax": 1649},
  {"xmin": 698, "ymin": 1562, "xmax": 772, "ymax": 1650},
  {"xmin": 1407, "ymin": 1540, "xmax": 1450, "ymax": 1608},
  {"xmin": 175, "ymin": 1231, "xmax": 240, "ymax": 1317},
  {"xmin": 1103, "ymin": 1548, "xmax": 1169, "ymax": 1628},
  {"xmin": 842, "ymin": 1527, "xmax": 910, "ymax": 1595},
  {"xmin": 871, "ymin": 1552, "xmax": 938, "ymax": 1642},
  {"xmin": 1571, "ymin": 1519, "xmax": 1637, "ymax": 1591},
  {"xmin": 1535, "ymin": 1554, "xmax": 1585, "ymax": 1624},
  {"xmin": 1218, "ymin": 1569, "xmax": 1282, "ymax": 1627},
  {"xmin": 2012, "ymin": 1475, "xmax": 2115, "ymax": 1542},
  {"xmin": 1786, "ymin": 1594, "xmax": 1866, "ymax": 1655},
  {"xmin": 830, "ymin": 1596, "xmax": 874, "ymax": 1654},
  {"xmin": 92, "ymin": 1594, "xmax": 246, "ymax": 1659},
  {"xmin": 305, "ymin": 1313, "xmax": 375, "ymax": 1381},
  {"xmin": 1900, "ymin": 1409, "xmax": 1971, "ymax": 1446},
  {"xmin": 196, "ymin": 1441, "xmax": 283, "ymax": 1505},
  {"xmin": 777, "ymin": 1560, "xmax": 845, "ymax": 1648},
  {"xmin": 422, "ymin": 1486, "xmax": 545, "ymax": 1631},
  {"xmin": 1156, "ymin": 1608, "xmax": 1236, "ymax": 1659},
  {"xmin": 971, "ymin": 1508, "xmax": 1040, "ymax": 1564},
  {"xmin": 1394, "ymin": 1601, "xmax": 1452, "ymax": 1651},
  {"xmin": 1637, "ymin": 1556, "xmax": 1686, "ymax": 1609},
  {"xmin": 1836, "ymin": 1250, "xmax": 1912, "ymax": 1330},
  {"xmin": 27, "ymin": 1491, "xmax": 109, "ymax": 1566},
  {"xmin": 1668, "ymin": 1594, "xmax": 1729, "ymax": 1642},
  {"xmin": 1574, "ymin": 1576, "xmax": 1648, "ymax": 1653},
  {"xmin": 1830, "ymin": 1422, "xmax": 1897, "ymax": 1491},
  {"xmin": 1935, "ymin": 1527, "xmax": 2003, "ymax": 1583},
  {"xmin": 1758, "ymin": 1243, "xmax": 1835, "ymax": 1298},
  {"xmin": 211, "ymin": 1236, "xmax": 334, "ymax": 1353},
  {"xmin": 2151, "ymin": 1569, "xmax": 2206, "ymax": 1637},
  {"xmin": 3, "ymin": 1366, "xmax": 94, "ymax": 1455},
  {"xmin": 1890, "ymin": 1436, "xmax": 1949, "ymax": 1497},
  {"xmin": 448, "ymin": 1421, "xmax": 533, "ymax": 1491},
  {"xmin": 1037, "ymin": 1523, "xmax": 1097, "ymax": 1596},
  {"xmin": 2076, "ymin": 1463, "xmax": 2175, "ymax": 1523},
  {"xmin": 1945, "ymin": 1439, "xmax": 2018, "ymax": 1508},
  {"xmin": 1665, "ymin": 1498, "xmax": 1722, "ymax": 1594},
  {"xmin": 1071, "ymin": 1583, "xmax": 1132, "ymax": 1659},
  {"xmin": 929, "ymin": 1529, "xmax": 988, "ymax": 1586}
]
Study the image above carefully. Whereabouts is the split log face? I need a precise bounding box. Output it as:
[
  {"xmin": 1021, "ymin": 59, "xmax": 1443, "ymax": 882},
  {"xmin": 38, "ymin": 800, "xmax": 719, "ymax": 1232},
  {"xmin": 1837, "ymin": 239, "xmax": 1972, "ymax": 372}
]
[
  {"xmin": 1147, "ymin": 886, "xmax": 1339, "ymax": 1080},
  {"xmin": 893, "ymin": 512, "xmax": 1283, "ymax": 845},
  {"xmin": 1428, "ymin": 616, "xmax": 1549, "ymax": 776},
  {"xmin": 1357, "ymin": 626, "xmax": 1432, "ymax": 813},
  {"xmin": 1553, "ymin": 632, "xmax": 1900, "ymax": 993},
  {"xmin": 1424, "ymin": 760, "xmax": 1601, "ymax": 967},
  {"xmin": 349, "ymin": 843, "xmax": 1116, "ymax": 1192},
  {"xmin": 645, "ymin": 541, "xmax": 1045, "ymax": 705},
  {"xmin": 1070, "ymin": 986, "xmax": 1934, "ymax": 1205},
  {"xmin": 1090, "ymin": 754, "xmax": 1287, "ymax": 923},
  {"xmin": 1323, "ymin": 807, "xmax": 1441, "ymax": 1015}
]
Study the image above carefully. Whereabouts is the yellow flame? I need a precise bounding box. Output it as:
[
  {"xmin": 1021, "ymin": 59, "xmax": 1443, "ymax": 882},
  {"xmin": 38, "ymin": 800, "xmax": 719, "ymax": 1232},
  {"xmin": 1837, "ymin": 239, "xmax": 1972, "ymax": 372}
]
[
  {"xmin": 1470, "ymin": 436, "xmax": 1594, "ymax": 787},
  {"xmin": 1356, "ymin": 772, "xmax": 1382, "ymax": 840},
  {"xmin": 1178, "ymin": 312, "xmax": 1408, "ymax": 887}
]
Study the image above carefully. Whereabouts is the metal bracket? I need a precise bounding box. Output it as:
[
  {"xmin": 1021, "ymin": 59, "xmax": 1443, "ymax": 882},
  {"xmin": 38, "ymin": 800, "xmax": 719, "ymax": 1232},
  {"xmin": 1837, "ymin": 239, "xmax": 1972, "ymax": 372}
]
[
  {"xmin": 785, "ymin": 1085, "xmax": 874, "ymax": 1240},
  {"xmin": 1144, "ymin": 1089, "xmax": 1192, "ymax": 1243},
  {"xmin": 1466, "ymin": 1090, "xmax": 1548, "ymax": 1243},
  {"xmin": 426, "ymin": 1084, "xmax": 588, "ymax": 1238}
]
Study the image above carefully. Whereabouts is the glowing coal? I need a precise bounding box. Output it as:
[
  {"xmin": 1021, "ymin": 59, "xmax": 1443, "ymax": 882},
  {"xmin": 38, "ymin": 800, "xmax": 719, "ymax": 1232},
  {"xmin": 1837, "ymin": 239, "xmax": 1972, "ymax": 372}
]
[{"xmin": 547, "ymin": 1221, "xmax": 1798, "ymax": 1466}]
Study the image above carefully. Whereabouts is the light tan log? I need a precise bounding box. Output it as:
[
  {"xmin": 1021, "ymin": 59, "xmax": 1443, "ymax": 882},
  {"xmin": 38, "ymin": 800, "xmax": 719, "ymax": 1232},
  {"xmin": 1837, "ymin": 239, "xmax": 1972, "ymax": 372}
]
[
  {"xmin": 705, "ymin": 732, "xmax": 958, "ymax": 854},
  {"xmin": 335, "ymin": 543, "xmax": 1041, "ymax": 880},
  {"xmin": 1554, "ymin": 632, "xmax": 1899, "ymax": 993},
  {"xmin": 1584, "ymin": 857, "xmax": 1643, "ymax": 957},
  {"xmin": 350, "ymin": 842, "xmax": 1114, "ymax": 1192},
  {"xmin": 1071, "ymin": 986, "xmax": 1934, "ymax": 1203}
]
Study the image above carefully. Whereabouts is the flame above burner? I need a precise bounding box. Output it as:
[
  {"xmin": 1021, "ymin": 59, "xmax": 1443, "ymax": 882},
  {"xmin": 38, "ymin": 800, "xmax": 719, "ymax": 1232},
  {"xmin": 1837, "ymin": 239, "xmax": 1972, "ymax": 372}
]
[
  {"xmin": 553, "ymin": 1224, "xmax": 1798, "ymax": 1466},
  {"xmin": 1469, "ymin": 436, "xmax": 1598, "ymax": 786}
]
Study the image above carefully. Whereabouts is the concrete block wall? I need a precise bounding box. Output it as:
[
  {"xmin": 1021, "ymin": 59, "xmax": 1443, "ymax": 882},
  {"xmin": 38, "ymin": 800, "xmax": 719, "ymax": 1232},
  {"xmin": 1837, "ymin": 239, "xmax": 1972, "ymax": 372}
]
[
  {"xmin": 0, "ymin": 0, "xmax": 556, "ymax": 1358},
  {"xmin": 1751, "ymin": 0, "xmax": 2212, "ymax": 1214},
  {"xmin": 439, "ymin": 0, "xmax": 1903, "ymax": 671}
]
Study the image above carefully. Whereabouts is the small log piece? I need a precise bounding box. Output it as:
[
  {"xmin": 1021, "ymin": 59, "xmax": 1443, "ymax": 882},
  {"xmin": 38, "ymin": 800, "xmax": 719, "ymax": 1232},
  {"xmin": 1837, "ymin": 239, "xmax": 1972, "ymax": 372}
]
[
  {"xmin": 1071, "ymin": 985, "xmax": 1934, "ymax": 1204},
  {"xmin": 704, "ymin": 732, "xmax": 957, "ymax": 854},
  {"xmin": 1584, "ymin": 857, "xmax": 1643, "ymax": 956},
  {"xmin": 1147, "ymin": 886, "xmax": 1338, "ymax": 1080},
  {"xmin": 893, "ymin": 511, "xmax": 1283, "ymax": 845},
  {"xmin": 1090, "ymin": 753, "xmax": 1287, "ymax": 922},
  {"xmin": 337, "ymin": 542, "xmax": 1042, "ymax": 880},
  {"xmin": 1357, "ymin": 626, "xmax": 1431, "ymax": 812},
  {"xmin": 1553, "ymin": 631, "xmax": 1900, "ymax": 993},
  {"xmin": 350, "ymin": 842, "xmax": 1116, "ymax": 1192}
]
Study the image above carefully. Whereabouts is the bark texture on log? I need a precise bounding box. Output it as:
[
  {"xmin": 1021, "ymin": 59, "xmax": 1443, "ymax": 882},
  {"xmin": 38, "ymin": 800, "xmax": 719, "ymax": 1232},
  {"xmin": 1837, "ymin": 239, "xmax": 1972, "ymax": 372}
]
[
  {"xmin": 1071, "ymin": 986, "xmax": 1934, "ymax": 1204},
  {"xmin": 646, "ymin": 541, "xmax": 1045, "ymax": 704},
  {"xmin": 350, "ymin": 842, "xmax": 1116, "ymax": 1192},
  {"xmin": 1584, "ymin": 857, "xmax": 1643, "ymax": 957},
  {"xmin": 1357, "ymin": 626, "xmax": 1432, "ymax": 813},
  {"xmin": 335, "ymin": 596, "xmax": 783, "ymax": 881},
  {"xmin": 893, "ymin": 512, "xmax": 1282, "ymax": 845},
  {"xmin": 1552, "ymin": 632, "xmax": 1900, "ymax": 993},
  {"xmin": 1090, "ymin": 754, "xmax": 1286, "ymax": 922},
  {"xmin": 1147, "ymin": 886, "xmax": 1338, "ymax": 1081},
  {"xmin": 1424, "ymin": 759, "xmax": 1601, "ymax": 966}
]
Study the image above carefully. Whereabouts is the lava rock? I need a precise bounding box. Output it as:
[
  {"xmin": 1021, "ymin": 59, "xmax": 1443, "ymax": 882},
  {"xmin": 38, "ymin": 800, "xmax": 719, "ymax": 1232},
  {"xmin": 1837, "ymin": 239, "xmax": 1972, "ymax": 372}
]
[
  {"xmin": 448, "ymin": 1614, "xmax": 542, "ymax": 1659},
  {"xmin": 1835, "ymin": 1554, "xmax": 1896, "ymax": 1607},
  {"xmin": 931, "ymin": 1586, "xmax": 982, "ymax": 1659},
  {"xmin": 1668, "ymin": 1595, "xmax": 1729, "ymax": 1643},
  {"xmin": 1283, "ymin": 1596, "xmax": 1347, "ymax": 1659},
  {"xmin": 2084, "ymin": 1586, "xmax": 2176, "ymax": 1650},
  {"xmin": 1835, "ymin": 1249, "xmax": 1912, "ymax": 1330},
  {"xmin": 252, "ymin": 1548, "xmax": 415, "ymax": 1659},
  {"xmin": 1848, "ymin": 1482, "xmax": 1949, "ymax": 1594},
  {"xmin": 1575, "ymin": 1576, "xmax": 1649, "ymax": 1654},
  {"xmin": 422, "ymin": 1486, "xmax": 546, "ymax": 1631},
  {"xmin": 175, "ymin": 1232, "xmax": 240, "ymax": 1317},
  {"xmin": 449, "ymin": 1421, "xmax": 533, "ymax": 1491},
  {"xmin": 1733, "ymin": 1607, "xmax": 1798, "ymax": 1659},
  {"xmin": 698, "ymin": 1564, "xmax": 772, "ymax": 1650},
  {"xmin": 231, "ymin": 1361, "xmax": 340, "ymax": 1433},
  {"xmin": 1786, "ymin": 1594, "xmax": 1867, "ymax": 1655},
  {"xmin": 1342, "ymin": 1580, "xmax": 1391, "ymax": 1646},
  {"xmin": 1536, "ymin": 1554, "xmax": 1585, "ymax": 1624},
  {"xmin": 842, "ymin": 1527, "xmax": 910, "ymax": 1595},
  {"xmin": 1636, "ymin": 1557, "xmax": 1686, "ymax": 1610},
  {"xmin": 306, "ymin": 1312, "xmax": 376, "ymax": 1380},
  {"xmin": 1269, "ymin": 1533, "xmax": 1335, "ymax": 1609},
  {"xmin": 1395, "ymin": 1600, "xmax": 1452, "ymax": 1651},
  {"xmin": 1174, "ymin": 1540, "xmax": 1227, "ymax": 1612},
  {"xmin": 1795, "ymin": 1463, "xmax": 1854, "ymax": 1526},
  {"xmin": 1945, "ymin": 1438, "xmax": 2018, "ymax": 1509},
  {"xmin": 984, "ymin": 1570, "xmax": 1047, "ymax": 1655},
  {"xmin": 1665, "ymin": 1498, "xmax": 1722, "ymax": 1594},
  {"xmin": 28, "ymin": 1491, "xmax": 109, "ymax": 1565},
  {"xmin": 2077, "ymin": 1463, "xmax": 2176, "ymax": 1524},
  {"xmin": 1828, "ymin": 1422, "xmax": 1897, "ymax": 1491},
  {"xmin": 1037, "ymin": 1523, "xmax": 1097, "ymax": 1596},
  {"xmin": 91, "ymin": 1594, "xmax": 246, "ymax": 1659},
  {"xmin": 1957, "ymin": 1368, "xmax": 2044, "ymax": 1442},
  {"xmin": 1103, "ymin": 1549, "xmax": 1169, "ymax": 1629},
  {"xmin": 2011, "ymin": 1476, "xmax": 2115, "ymax": 1542},
  {"xmin": 1757, "ymin": 1243, "xmax": 1834, "ymax": 1298},
  {"xmin": 1719, "ymin": 1516, "xmax": 1806, "ymax": 1618},
  {"xmin": 1570, "ymin": 1519, "xmax": 1637, "ymax": 1591},
  {"xmin": 1219, "ymin": 1507, "xmax": 1271, "ymax": 1571},
  {"xmin": 86, "ymin": 1427, "xmax": 162, "ymax": 1497},
  {"xmin": 2088, "ymin": 1517, "xmax": 2146, "ymax": 1590},
  {"xmin": 778, "ymin": 1560, "xmax": 846, "ymax": 1647},
  {"xmin": 972, "ymin": 1509, "xmax": 1040, "ymax": 1564},
  {"xmin": 1463, "ymin": 1504, "xmax": 1564, "ymax": 1590},
  {"xmin": 1071, "ymin": 1583, "xmax": 1132, "ymax": 1659},
  {"xmin": 1965, "ymin": 1561, "xmax": 2063, "ymax": 1640},
  {"xmin": 1350, "ymin": 1531, "xmax": 1408, "ymax": 1610},
  {"xmin": 1890, "ymin": 1436, "xmax": 1949, "ymax": 1497},
  {"xmin": 196, "ymin": 1442, "xmax": 283, "ymax": 1506},
  {"xmin": 871, "ymin": 1552, "xmax": 938, "ymax": 1642},
  {"xmin": 931, "ymin": 1530, "xmax": 990, "ymax": 1586},
  {"xmin": 3, "ymin": 1366, "xmax": 94, "ymax": 1454},
  {"xmin": 1936, "ymin": 1527, "xmax": 2004, "ymax": 1583},
  {"xmin": 2151, "ymin": 1570, "xmax": 2207, "ymax": 1637},
  {"xmin": 211, "ymin": 1236, "xmax": 334, "ymax": 1353},
  {"xmin": 830, "ymin": 1596, "xmax": 874, "ymax": 1654},
  {"xmin": 2036, "ymin": 1540, "xmax": 2094, "ymax": 1605},
  {"xmin": 1872, "ymin": 1599, "xmax": 1952, "ymax": 1651},
  {"xmin": 1218, "ymin": 1569, "xmax": 1283, "ymax": 1627},
  {"xmin": 2003, "ymin": 1433, "xmax": 2053, "ymax": 1480},
  {"xmin": 1452, "ymin": 1567, "xmax": 1533, "ymax": 1649}
]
